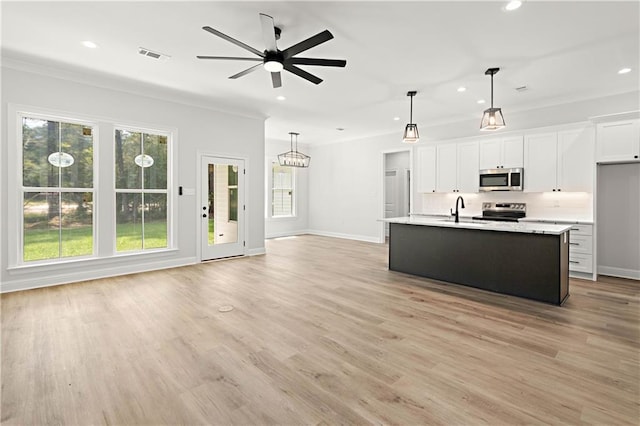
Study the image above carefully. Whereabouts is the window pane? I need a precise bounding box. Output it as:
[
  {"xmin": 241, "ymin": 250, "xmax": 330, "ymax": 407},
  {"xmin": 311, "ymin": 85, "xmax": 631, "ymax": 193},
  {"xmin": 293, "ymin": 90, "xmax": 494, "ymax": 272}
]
[
  {"xmin": 61, "ymin": 123, "xmax": 93, "ymax": 188},
  {"xmin": 60, "ymin": 192, "xmax": 93, "ymax": 257},
  {"xmin": 272, "ymin": 164, "xmax": 293, "ymax": 217},
  {"xmin": 143, "ymin": 133, "xmax": 167, "ymax": 189},
  {"xmin": 115, "ymin": 129, "xmax": 142, "ymax": 189},
  {"xmin": 23, "ymin": 192, "xmax": 60, "ymax": 261},
  {"xmin": 143, "ymin": 193, "xmax": 167, "ymax": 249},
  {"xmin": 22, "ymin": 118, "xmax": 59, "ymax": 188},
  {"xmin": 116, "ymin": 193, "xmax": 143, "ymax": 251}
]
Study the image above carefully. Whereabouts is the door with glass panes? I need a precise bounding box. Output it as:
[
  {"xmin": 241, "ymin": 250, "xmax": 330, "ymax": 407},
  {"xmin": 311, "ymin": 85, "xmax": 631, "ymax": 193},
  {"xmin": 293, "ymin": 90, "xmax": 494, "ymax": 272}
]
[{"xmin": 200, "ymin": 156, "xmax": 245, "ymax": 260}]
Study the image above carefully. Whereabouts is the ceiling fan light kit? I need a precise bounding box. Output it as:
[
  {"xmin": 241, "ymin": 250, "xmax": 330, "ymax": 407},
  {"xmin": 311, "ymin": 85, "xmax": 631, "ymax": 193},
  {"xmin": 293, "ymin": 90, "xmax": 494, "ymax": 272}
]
[
  {"xmin": 403, "ymin": 91, "xmax": 420, "ymax": 143},
  {"xmin": 278, "ymin": 132, "xmax": 311, "ymax": 168},
  {"xmin": 197, "ymin": 13, "xmax": 346, "ymax": 88},
  {"xmin": 480, "ymin": 67, "xmax": 506, "ymax": 131}
]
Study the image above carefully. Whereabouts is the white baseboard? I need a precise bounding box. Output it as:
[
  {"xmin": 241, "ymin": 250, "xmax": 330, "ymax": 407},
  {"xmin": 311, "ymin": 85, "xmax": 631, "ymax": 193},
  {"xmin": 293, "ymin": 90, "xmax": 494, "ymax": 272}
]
[
  {"xmin": 247, "ymin": 247, "xmax": 266, "ymax": 256},
  {"xmin": 305, "ymin": 229, "xmax": 381, "ymax": 244},
  {"xmin": 1, "ymin": 257, "xmax": 198, "ymax": 293},
  {"xmin": 265, "ymin": 230, "xmax": 308, "ymax": 239},
  {"xmin": 597, "ymin": 266, "xmax": 640, "ymax": 280}
]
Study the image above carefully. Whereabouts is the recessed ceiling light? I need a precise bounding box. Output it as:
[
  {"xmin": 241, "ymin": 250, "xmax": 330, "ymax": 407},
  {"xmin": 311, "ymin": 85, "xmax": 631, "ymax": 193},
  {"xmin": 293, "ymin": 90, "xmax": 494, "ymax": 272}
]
[
  {"xmin": 82, "ymin": 40, "xmax": 98, "ymax": 49},
  {"xmin": 505, "ymin": 1, "xmax": 522, "ymax": 11},
  {"xmin": 393, "ymin": 117, "xmax": 400, "ymax": 121},
  {"xmin": 457, "ymin": 86, "xmax": 467, "ymax": 92},
  {"xmin": 477, "ymin": 99, "xmax": 486, "ymax": 104},
  {"xmin": 276, "ymin": 95, "xmax": 286, "ymax": 101},
  {"xmin": 336, "ymin": 127, "xmax": 345, "ymax": 131},
  {"xmin": 618, "ymin": 67, "xmax": 632, "ymax": 74}
]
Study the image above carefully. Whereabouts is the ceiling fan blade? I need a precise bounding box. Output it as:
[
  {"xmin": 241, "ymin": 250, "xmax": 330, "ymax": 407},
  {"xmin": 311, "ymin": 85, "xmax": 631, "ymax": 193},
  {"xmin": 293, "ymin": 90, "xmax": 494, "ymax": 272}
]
[
  {"xmin": 229, "ymin": 63, "xmax": 263, "ymax": 79},
  {"xmin": 259, "ymin": 13, "xmax": 278, "ymax": 52},
  {"xmin": 284, "ymin": 64, "xmax": 323, "ymax": 85},
  {"xmin": 271, "ymin": 72, "xmax": 282, "ymax": 88},
  {"xmin": 287, "ymin": 57, "xmax": 346, "ymax": 67},
  {"xmin": 282, "ymin": 30, "xmax": 334, "ymax": 59},
  {"xmin": 197, "ymin": 56, "xmax": 263, "ymax": 61},
  {"xmin": 202, "ymin": 26, "xmax": 264, "ymax": 57}
]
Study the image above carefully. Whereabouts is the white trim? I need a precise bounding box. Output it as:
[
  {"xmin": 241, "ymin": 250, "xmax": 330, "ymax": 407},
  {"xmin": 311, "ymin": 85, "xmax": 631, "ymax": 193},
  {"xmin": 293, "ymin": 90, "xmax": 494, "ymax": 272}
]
[
  {"xmin": 306, "ymin": 229, "xmax": 381, "ymax": 244},
  {"xmin": 265, "ymin": 230, "xmax": 308, "ymax": 239},
  {"xmin": 2, "ymin": 256, "xmax": 197, "ymax": 294},
  {"xmin": 247, "ymin": 247, "xmax": 266, "ymax": 256},
  {"xmin": 597, "ymin": 266, "xmax": 640, "ymax": 281}
]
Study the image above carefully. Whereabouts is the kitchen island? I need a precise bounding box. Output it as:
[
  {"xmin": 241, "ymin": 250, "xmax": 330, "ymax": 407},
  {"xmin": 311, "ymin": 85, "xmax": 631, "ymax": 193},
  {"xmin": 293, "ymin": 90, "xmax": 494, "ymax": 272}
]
[{"xmin": 384, "ymin": 217, "xmax": 571, "ymax": 305}]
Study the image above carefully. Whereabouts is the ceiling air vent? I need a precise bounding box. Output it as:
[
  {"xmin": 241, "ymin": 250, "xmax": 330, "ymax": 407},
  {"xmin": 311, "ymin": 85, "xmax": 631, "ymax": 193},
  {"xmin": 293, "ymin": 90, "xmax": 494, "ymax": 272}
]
[{"xmin": 138, "ymin": 47, "xmax": 170, "ymax": 61}]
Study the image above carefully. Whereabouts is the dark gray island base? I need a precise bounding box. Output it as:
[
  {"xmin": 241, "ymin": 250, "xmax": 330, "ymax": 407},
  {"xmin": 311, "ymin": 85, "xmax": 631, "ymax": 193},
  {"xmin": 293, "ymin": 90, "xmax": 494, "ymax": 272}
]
[{"xmin": 389, "ymin": 222, "xmax": 570, "ymax": 305}]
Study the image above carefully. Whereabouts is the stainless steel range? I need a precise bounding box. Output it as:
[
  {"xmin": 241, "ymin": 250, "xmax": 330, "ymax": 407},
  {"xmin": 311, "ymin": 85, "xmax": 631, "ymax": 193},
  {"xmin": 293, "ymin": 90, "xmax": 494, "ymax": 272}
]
[{"xmin": 472, "ymin": 202, "xmax": 526, "ymax": 222}]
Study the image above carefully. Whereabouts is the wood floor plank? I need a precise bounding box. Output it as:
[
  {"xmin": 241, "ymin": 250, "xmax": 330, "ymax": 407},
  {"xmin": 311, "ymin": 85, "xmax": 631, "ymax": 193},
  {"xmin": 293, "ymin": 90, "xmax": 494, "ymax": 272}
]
[{"xmin": 2, "ymin": 235, "xmax": 639, "ymax": 424}]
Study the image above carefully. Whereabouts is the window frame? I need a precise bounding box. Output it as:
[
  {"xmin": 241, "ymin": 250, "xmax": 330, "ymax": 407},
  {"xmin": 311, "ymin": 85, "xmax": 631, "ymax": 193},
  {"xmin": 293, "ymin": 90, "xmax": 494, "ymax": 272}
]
[
  {"xmin": 14, "ymin": 109, "xmax": 98, "ymax": 266},
  {"xmin": 7, "ymin": 103, "xmax": 177, "ymax": 270},
  {"xmin": 270, "ymin": 160, "xmax": 296, "ymax": 219},
  {"xmin": 113, "ymin": 124, "xmax": 174, "ymax": 254}
]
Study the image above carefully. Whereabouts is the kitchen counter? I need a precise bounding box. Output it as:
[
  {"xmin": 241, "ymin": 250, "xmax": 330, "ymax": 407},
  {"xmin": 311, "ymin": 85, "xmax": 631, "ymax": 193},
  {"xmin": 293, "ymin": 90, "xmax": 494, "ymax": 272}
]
[
  {"xmin": 520, "ymin": 217, "xmax": 594, "ymax": 225},
  {"xmin": 383, "ymin": 216, "xmax": 572, "ymax": 235},
  {"xmin": 387, "ymin": 219, "xmax": 570, "ymax": 305}
]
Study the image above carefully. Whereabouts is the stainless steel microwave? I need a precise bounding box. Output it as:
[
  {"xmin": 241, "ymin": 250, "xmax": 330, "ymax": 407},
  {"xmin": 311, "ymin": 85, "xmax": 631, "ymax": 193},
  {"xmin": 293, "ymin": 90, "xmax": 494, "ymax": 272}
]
[{"xmin": 479, "ymin": 168, "xmax": 524, "ymax": 191}]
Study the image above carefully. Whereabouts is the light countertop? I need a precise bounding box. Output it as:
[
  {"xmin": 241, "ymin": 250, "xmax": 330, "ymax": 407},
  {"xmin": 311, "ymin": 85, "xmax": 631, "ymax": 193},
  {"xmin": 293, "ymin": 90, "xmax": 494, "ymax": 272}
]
[{"xmin": 382, "ymin": 216, "xmax": 572, "ymax": 235}]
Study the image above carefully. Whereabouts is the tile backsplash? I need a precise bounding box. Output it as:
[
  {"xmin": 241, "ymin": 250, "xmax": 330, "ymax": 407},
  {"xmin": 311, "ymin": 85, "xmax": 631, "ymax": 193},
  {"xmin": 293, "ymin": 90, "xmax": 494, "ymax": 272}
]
[{"xmin": 416, "ymin": 191, "xmax": 593, "ymax": 221}]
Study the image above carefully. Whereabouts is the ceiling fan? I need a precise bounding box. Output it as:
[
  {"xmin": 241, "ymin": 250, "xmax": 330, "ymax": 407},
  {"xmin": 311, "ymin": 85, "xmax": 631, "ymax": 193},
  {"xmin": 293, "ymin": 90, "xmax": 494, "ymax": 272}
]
[{"xmin": 197, "ymin": 13, "xmax": 346, "ymax": 88}]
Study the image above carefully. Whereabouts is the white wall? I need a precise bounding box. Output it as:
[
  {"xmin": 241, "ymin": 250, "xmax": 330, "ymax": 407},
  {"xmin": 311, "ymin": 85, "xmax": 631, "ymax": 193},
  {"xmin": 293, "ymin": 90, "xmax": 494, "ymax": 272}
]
[
  {"xmin": 1, "ymin": 65, "xmax": 266, "ymax": 292},
  {"xmin": 264, "ymin": 138, "xmax": 309, "ymax": 238},
  {"xmin": 597, "ymin": 163, "xmax": 640, "ymax": 279},
  {"xmin": 307, "ymin": 91, "xmax": 638, "ymax": 243},
  {"xmin": 308, "ymin": 134, "xmax": 407, "ymax": 242}
]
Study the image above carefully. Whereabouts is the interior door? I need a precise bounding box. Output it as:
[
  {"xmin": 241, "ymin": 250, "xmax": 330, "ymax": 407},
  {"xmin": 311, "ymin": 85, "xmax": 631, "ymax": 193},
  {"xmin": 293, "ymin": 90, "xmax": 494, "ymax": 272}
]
[
  {"xmin": 201, "ymin": 156, "xmax": 244, "ymax": 260},
  {"xmin": 385, "ymin": 169, "xmax": 399, "ymax": 236}
]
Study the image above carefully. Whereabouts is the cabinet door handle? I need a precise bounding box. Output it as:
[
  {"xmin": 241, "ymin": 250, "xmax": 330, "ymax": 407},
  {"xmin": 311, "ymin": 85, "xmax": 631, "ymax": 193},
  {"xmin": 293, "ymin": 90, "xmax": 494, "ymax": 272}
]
[
  {"xmin": 569, "ymin": 242, "xmax": 579, "ymax": 245},
  {"xmin": 558, "ymin": 188, "xmax": 561, "ymax": 191},
  {"xmin": 571, "ymin": 228, "xmax": 580, "ymax": 231},
  {"xmin": 569, "ymin": 260, "xmax": 580, "ymax": 264}
]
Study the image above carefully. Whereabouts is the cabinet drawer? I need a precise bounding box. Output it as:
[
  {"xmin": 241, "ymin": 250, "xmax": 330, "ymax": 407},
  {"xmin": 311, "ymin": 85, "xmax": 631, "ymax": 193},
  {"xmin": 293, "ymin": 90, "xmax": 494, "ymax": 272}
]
[
  {"xmin": 568, "ymin": 224, "xmax": 592, "ymax": 236},
  {"xmin": 569, "ymin": 253, "xmax": 593, "ymax": 273},
  {"xmin": 569, "ymin": 234, "xmax": 593, "ymax": 255}
]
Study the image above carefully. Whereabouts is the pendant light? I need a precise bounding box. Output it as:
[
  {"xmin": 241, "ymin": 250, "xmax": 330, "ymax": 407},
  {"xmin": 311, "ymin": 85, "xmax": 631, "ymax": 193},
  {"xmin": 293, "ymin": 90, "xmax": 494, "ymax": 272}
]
[
  {"xmin": 480, "ymin": 67, "xmax": 506, "ymax": 131},
  {"xmin": 402, "ymin": 91, "xmax": 419, "ymax": 143},
  {"xmin": 278, "ymin": 132, "xmax": 310, "ymax": 168}
]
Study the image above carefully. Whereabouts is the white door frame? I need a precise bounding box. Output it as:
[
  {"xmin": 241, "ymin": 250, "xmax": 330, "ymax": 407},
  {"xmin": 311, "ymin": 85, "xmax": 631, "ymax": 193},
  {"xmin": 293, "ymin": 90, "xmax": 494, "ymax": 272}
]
[
  {"xmin": 197, "ymin": 153, "xmax": 247, "ymax": 261},
  {"xmin": 379, "ymin": 148, "xmax": 412, "ymax": 243}
]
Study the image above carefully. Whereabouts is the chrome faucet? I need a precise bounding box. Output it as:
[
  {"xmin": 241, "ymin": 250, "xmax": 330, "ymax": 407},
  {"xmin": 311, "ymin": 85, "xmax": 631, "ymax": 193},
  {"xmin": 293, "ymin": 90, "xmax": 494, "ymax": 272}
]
[{"xmin": 450, "ymin": 196, "xmax": 465, "ymax": 223}]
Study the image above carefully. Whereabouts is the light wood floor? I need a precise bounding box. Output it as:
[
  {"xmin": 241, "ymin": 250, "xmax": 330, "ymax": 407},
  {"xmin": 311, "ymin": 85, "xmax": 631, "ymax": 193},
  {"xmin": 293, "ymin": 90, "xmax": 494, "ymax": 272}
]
[{"xmin": 2, "ymin": 235, "xmax": 639, "ymax": 425}]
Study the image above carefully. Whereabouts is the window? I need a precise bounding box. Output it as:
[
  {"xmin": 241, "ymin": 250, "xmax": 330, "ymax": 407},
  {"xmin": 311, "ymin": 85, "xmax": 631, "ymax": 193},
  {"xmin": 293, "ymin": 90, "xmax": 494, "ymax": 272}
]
[
  {"xmin": 115, "ymin": 128, "xmax": 169, "ymax": 252},
  {"xmin": 21, "ymin": 115, "xmax": 95, "ymax": 262},
  {"xmin": 271, "ymin": 162, "xmax": 294, "ymax": 217}
]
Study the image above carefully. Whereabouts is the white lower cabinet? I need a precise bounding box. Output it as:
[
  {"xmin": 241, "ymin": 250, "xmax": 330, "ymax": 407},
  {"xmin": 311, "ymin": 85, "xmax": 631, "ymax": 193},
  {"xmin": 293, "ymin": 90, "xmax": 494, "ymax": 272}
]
[{"xmin": 568, "ymin": 224, "xmax": 594, "ymax": 277}]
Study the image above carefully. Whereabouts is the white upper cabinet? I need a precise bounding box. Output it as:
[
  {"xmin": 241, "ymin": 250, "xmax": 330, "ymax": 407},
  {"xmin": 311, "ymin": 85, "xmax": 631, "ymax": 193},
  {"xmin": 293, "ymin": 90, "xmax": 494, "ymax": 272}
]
[
  {"xmin": 524, "ymin": 127, "xmax": 595, "ymax": 193},
  {"xmin": 416, "ymin": 146, "xmax": 436, "ymax": 193},
  {"xmin": 457, "ymin": 141, "xmax": 480, "ymax": 193},
  {"xmin": 557, "ymin": 127, "xmax": 595, "ymax": 192},
  {"xmin": 435, "ymin": 141, "xmax": 479, "ymax": 193},
  {"xmin": 436, "ymin": 143, "xmax": 458, "ymax": 192},
  {"xmin": 479, "ymin": 136, "xmax": 523, "ymax": 169},
  {"xmin": 524, "ymin": 132, "xmax": 558, "ymax": 192},
  {"xmin": 596, "ymin": 119, "xmax": 640, "ymax": 163}
]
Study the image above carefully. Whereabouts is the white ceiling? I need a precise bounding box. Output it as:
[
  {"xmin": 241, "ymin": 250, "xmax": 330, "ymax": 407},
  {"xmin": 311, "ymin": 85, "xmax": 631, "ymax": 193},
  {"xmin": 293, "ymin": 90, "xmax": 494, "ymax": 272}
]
[{"xmin": 2, "ymin": 1, "xmax": 639, "ymax": 144}]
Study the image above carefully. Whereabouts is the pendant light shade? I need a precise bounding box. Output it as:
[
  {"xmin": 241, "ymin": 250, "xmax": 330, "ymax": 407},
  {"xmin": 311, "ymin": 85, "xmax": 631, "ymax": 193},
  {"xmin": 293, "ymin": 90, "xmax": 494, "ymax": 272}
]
[
  {"xmin": 278, "ymin": 132, "xmax": 310, "ymax": 168},
  {"xmin": 403, "ymin": 91, "xmax": 420, "ymax": 143},
  {"xmin": 480, "ymin": 68, "xmax": 506, "ymax": 131}
]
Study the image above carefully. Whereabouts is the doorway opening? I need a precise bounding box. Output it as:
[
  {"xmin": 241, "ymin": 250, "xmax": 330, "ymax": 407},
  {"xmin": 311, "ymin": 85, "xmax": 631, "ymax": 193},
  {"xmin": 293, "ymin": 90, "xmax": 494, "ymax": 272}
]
[{"xmin": 381, "ymin": 150, "xmax": 411, "ymax": 242}]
